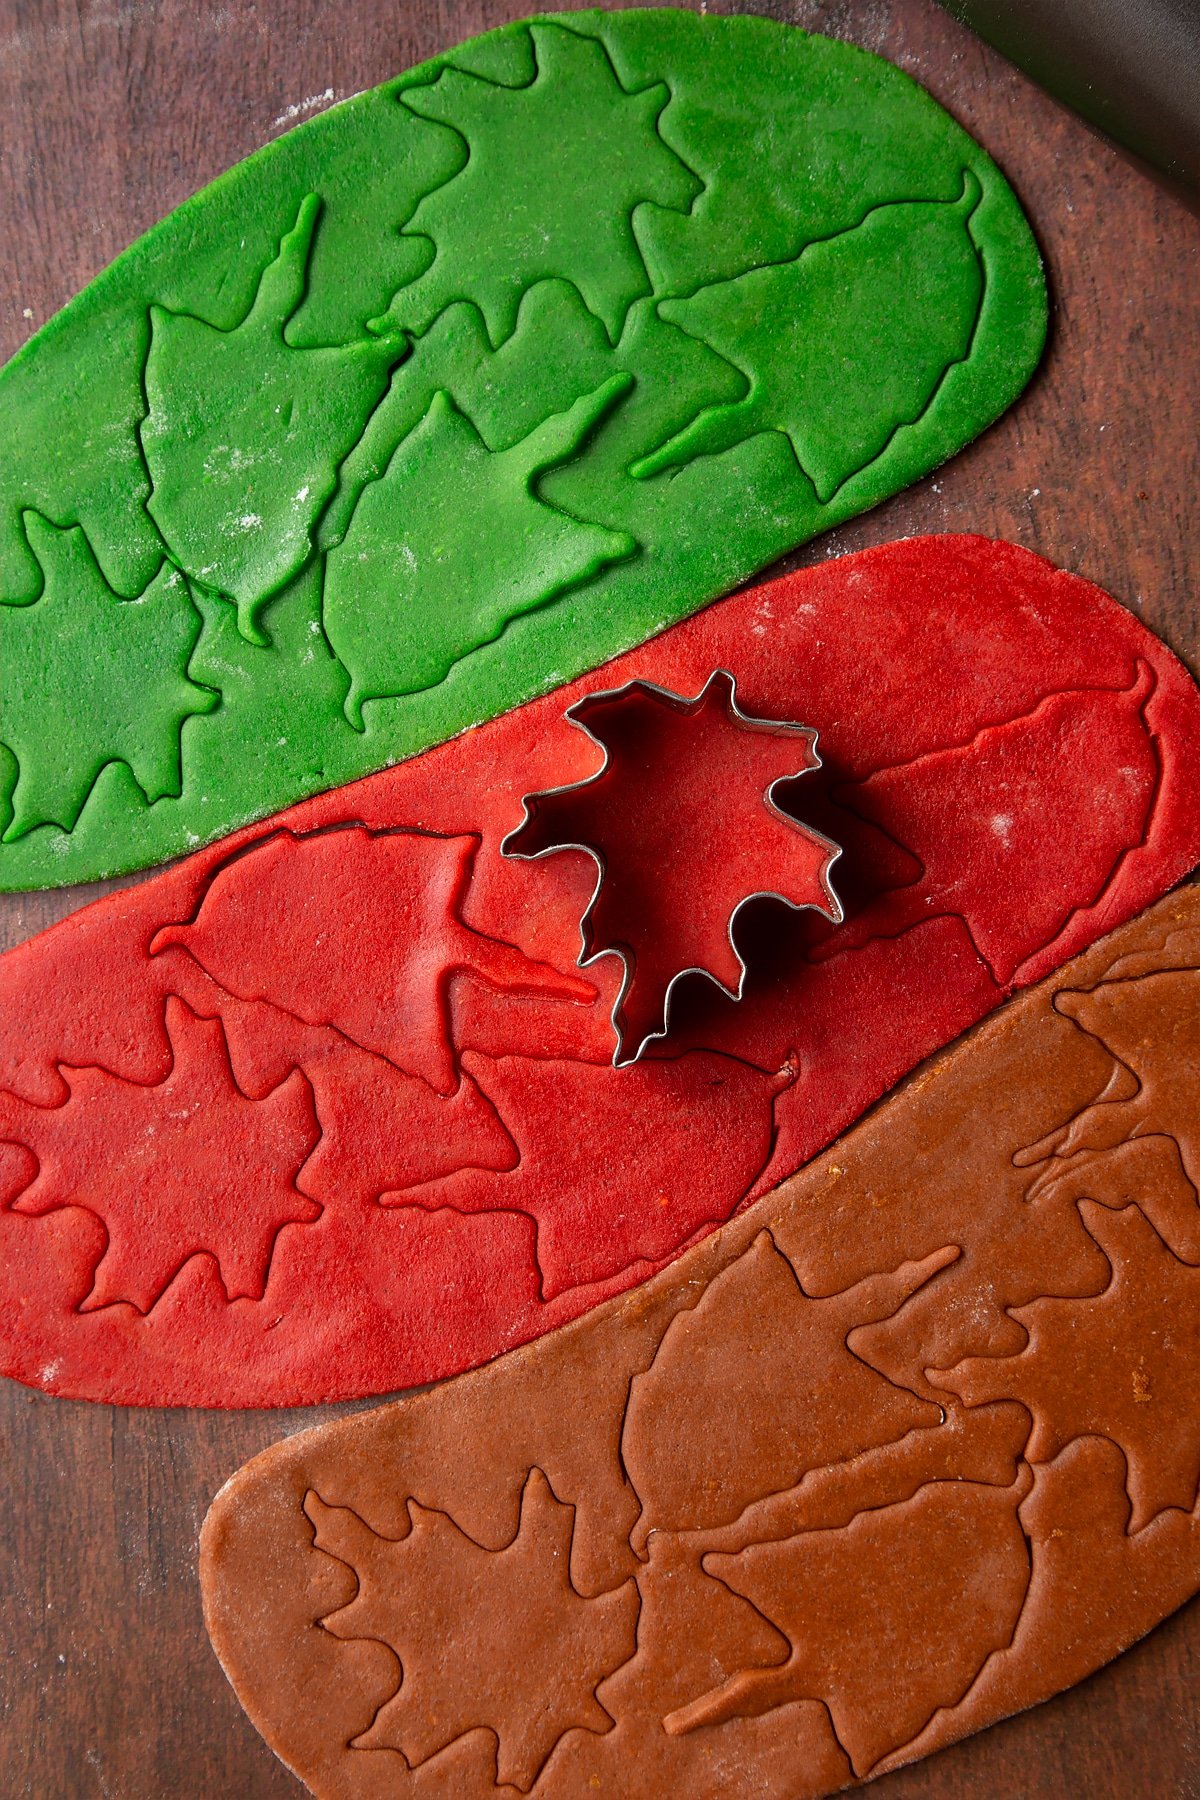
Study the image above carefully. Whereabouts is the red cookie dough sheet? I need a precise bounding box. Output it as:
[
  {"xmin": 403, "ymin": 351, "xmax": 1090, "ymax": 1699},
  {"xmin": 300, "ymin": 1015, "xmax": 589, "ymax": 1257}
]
[{"xmin": 1, "ymin": 533, "xmax": 1198, "ymax": 1406}]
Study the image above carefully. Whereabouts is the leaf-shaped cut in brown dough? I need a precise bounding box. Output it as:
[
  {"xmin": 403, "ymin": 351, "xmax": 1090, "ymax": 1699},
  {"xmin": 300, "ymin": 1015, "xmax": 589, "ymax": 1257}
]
[
  {"xmin": 873, "ymin": 1435, "xmax": 1200, "ymax": 1779},
  {"xmin": 622, "ymin": 1230, "xmax": 957, "ymax": 1538},
  {"xmin": 673, "ymin": 1476, "xmax": 1031, "ymax": 1776},
  {"xmin": 935, "ymin": 1200, "xmax": 1200, "ymax": 1530},
  {"xmin": 307, "ymin": 1468, "xmax": 638, "ymax": 1792},
  {"xmin": 1041, "ymin": 966, "xmax": 1200, "ymax": 1194}
]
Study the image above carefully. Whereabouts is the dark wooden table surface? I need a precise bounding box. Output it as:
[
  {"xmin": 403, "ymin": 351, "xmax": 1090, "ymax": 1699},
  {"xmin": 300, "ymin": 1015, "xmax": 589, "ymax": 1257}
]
[{"xmin": 1, "ymin": 1, "xmax": 1197, "ymax": 1795}]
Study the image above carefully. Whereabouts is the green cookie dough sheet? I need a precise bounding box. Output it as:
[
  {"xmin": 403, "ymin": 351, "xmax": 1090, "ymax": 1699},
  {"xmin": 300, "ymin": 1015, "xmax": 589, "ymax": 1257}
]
[{"xmin": 0, "ymin": 8, "xmax": 1046, "ymax": 888}]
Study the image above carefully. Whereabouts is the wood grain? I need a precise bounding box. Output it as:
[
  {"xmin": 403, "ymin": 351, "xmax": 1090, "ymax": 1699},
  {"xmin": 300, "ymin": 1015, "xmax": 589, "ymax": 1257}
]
[{"xmin": 0, "ymin": 1, "xmax": 1197, "ymax": 1795}]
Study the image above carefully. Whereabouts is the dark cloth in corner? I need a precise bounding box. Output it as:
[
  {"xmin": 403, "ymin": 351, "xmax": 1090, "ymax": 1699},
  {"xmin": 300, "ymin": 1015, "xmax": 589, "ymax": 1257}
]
[{"xmin": 939, "ymin": 0, "xmax": 1200, "ymax": 202}]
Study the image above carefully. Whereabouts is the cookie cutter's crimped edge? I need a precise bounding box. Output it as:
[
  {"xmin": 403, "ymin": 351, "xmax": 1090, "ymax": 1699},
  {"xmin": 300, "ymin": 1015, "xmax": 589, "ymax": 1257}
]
[{"xmin": 500, "ymin": 668, "xmax": 844, "ymax": 1068}]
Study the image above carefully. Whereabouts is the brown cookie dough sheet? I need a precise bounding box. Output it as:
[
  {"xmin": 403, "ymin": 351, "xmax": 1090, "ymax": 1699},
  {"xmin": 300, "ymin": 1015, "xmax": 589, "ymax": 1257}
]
[{"xmin": 202, "ymin": 886, "xmax": 1200, "ymax": 1798}]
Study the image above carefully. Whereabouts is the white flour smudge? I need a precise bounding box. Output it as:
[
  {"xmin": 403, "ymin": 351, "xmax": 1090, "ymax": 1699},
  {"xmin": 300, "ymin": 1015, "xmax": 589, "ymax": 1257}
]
[{"xmin": 273, "ymin": 88, "xmax": 336, "ymax": 128}]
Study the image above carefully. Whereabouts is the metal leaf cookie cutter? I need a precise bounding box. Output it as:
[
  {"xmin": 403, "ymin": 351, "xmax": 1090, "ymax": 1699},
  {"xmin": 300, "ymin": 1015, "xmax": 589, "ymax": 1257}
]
[{"xmin": 501, "ymin": 669, "xmax": 843, "ymax": 1066}]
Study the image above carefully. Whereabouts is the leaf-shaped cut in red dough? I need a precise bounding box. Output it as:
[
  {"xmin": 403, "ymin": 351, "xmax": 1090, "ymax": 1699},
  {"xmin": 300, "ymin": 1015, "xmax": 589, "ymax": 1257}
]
[
  {"xmin": 153, "ymin": 826, "xmax": 593, "ymax": 1093},
  {"xmin": 406, "ymin": 1050, "xmax": 790, "ymax": 1299},
  {"xmin": 2, "ymin": 998, "xmax": 319, "ymax": 1312},
  {"xmin": 149, "ymin": 953, "xmax": 522, "ymax": 1205},
  {"xmin": 835, "ymin": 668, "xmax": 1159, "ymax": 985}
]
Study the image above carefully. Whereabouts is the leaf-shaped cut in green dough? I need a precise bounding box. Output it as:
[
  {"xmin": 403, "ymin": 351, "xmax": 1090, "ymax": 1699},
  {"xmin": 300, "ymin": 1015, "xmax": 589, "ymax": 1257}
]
[
  {"xmin": 390, "ymin": 22, "xmax": 701, "ymax": 344},
  {"xmin": 324, "ymin": 376, "xmax": 636, "ymax": 725},
  {"xmin": 142, "ymin": 193, "xmax": 406, "ymax": 643},
  {"xmin": 639, "ymin": 172, "xmax": 985, "ymax": 500},
  {"xmin": 0, "ymin": 513, "xmax": 215, "ymax": 839},
  {"xmin": 320, "ymin": 279, "xmax": 616, "ymax": 550}
]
